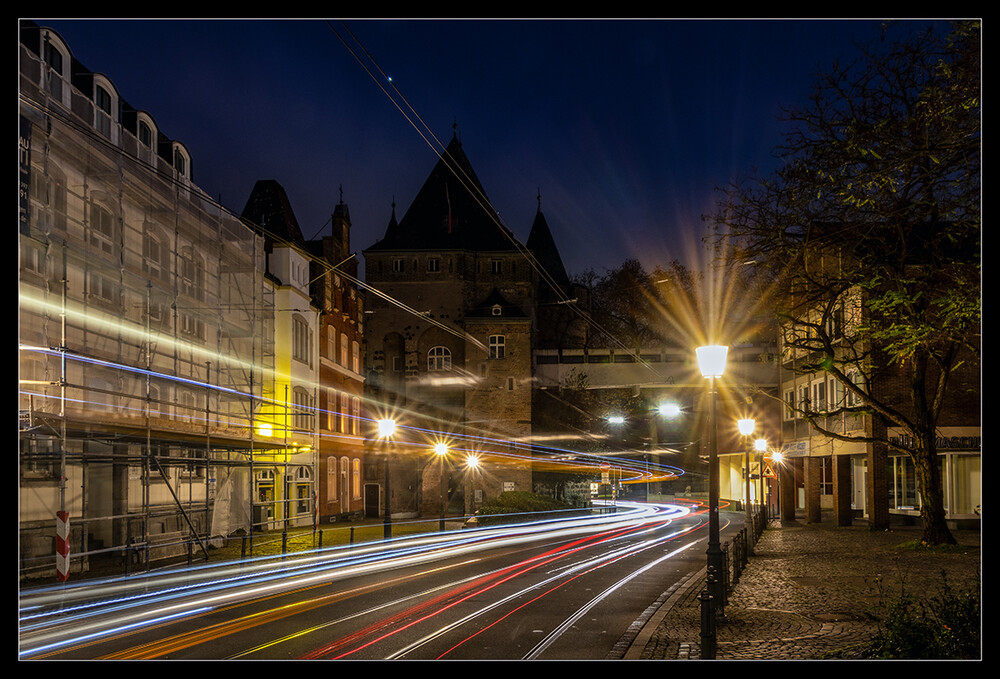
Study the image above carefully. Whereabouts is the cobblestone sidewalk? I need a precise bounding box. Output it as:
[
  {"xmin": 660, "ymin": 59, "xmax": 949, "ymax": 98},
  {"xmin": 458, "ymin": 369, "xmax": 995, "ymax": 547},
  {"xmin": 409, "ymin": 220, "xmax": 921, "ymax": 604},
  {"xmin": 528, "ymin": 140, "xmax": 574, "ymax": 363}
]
[{"xmin": 622, "ymin": 517, "xmax": 981, "ymax": 660}]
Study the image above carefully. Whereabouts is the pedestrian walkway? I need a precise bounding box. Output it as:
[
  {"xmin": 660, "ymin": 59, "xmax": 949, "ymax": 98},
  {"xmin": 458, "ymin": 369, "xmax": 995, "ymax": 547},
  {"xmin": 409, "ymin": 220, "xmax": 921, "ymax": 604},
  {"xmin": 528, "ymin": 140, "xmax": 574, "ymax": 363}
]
[{"xmin": 619, "ymin": 513, "xmax": 981, "ymax": 660}]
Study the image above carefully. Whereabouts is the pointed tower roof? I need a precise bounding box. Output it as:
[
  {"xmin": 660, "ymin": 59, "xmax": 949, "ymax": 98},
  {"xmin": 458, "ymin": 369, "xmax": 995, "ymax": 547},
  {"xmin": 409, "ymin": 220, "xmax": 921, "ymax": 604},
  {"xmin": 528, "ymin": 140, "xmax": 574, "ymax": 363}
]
[
  {"xmin": 241, "ymin": 179, "xmax": 306, "ymax": 246},
  {"xmin": 526, "ymin": 194, "xmax": 571, "ymax": 294},
  {"xmin": 367, "ymin": 134, "xmax": 519, "ymax": 252}
]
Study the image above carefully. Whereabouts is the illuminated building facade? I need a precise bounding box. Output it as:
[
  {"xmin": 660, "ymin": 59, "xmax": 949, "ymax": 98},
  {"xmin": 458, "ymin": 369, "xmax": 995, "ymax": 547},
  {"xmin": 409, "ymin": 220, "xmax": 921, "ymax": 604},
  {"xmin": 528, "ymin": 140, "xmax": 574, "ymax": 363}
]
[
  {"xmin": 19, "ymin": 22, "xmax": 272, "ymax": 577},
  {"xmin": 240, "ymin": 180, "xmax": 322, "ymax": 530},
  {"xmin": 307, "ymin": 197, "xmax": 369, "ymax": 522},
  {"xmin": 364, "ymin": 134, "xmax": 577, "ymax": 517}
]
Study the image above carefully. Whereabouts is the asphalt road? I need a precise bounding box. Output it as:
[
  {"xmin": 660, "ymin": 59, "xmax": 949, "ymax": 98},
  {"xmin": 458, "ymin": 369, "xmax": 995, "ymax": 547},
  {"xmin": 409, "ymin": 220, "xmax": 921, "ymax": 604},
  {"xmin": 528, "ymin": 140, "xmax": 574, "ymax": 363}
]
[{"xmin": 20, "ymin": 501, "xmax": 746, "ymax": 661}]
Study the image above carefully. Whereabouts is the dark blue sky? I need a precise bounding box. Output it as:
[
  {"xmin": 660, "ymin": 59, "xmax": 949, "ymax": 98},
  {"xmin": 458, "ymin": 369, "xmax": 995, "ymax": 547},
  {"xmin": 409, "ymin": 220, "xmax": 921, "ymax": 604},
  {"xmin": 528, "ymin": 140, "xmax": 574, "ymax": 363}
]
[{"xmin": 38, "ymin": 19, "xmax": 920, "ymax": 277}]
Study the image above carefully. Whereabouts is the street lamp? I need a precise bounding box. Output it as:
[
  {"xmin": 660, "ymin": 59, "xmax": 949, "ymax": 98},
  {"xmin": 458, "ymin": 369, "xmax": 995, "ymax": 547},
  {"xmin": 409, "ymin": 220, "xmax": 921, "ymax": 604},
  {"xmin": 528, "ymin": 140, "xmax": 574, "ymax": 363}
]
[
  {"xmin": 771, "ymin": 451, "xmax": 784, "ymax": 521},
  {"xmin": 377, "ymin": 418, "xmax": 396, "ymax": 539},
  {"xmin": 738, "ymin": 417, "xmax": 755, "ymax": 541},
  {"xmin": 434, "ymin": 442, "xmax": 448, "ymax": 531},
  {"xmin": 696, "ymin": 344, "xmax": 727, "ymax": 621},
  {"xmin": 754, "ymin": 437, "xmax": 767, "ymax": 521}
]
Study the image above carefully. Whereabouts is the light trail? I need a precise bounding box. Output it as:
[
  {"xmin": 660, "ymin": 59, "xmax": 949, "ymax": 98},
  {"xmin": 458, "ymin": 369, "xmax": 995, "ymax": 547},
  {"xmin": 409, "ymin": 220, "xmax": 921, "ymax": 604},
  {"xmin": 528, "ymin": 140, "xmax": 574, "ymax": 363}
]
[
  {"xmin": 18, "ymin": 502, "xmax": 688, "ymax": 659},
  {"xmin": 299, "ymin": 502, "xmax": 699, "ymax": 659}
]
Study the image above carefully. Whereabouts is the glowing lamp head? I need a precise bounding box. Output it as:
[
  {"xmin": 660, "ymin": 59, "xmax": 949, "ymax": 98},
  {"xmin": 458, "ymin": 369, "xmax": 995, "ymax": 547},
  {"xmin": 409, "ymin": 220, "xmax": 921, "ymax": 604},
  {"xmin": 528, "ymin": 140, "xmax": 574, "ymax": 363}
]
[
  {"xmin": 377, "ymin": 418, "xmax": 396, "ymax": 439},
  {"xmin": 434, "ymin": 442, "xmax": 448, "ymax": 456},
  {"xmin": 696, "ymin": 345, "xmax": 728, "ymax": 378},
  {"xmin": 607, "ymin": 415, "xmax": 625, "ymax": 425},
  {"xmin": 658, "ymin": 403, "xmax": 682, "ymax": 418},
  {"xmin": 738, "ymin": 418, "xmax": 755, "ymax": 436}
]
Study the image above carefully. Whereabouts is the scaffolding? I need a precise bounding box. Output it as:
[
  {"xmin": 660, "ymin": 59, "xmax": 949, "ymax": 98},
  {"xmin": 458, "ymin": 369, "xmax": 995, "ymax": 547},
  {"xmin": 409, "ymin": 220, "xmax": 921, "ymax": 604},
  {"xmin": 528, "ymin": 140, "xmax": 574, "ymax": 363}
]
[{"xmin": 18, "ymin": 37, "xmax": 279, "ymax": 579}]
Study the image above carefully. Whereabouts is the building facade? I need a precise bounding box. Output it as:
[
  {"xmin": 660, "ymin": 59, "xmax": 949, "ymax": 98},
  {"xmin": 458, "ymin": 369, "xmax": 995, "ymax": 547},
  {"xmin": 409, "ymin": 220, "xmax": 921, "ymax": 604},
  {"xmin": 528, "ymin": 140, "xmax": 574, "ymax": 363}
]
[
  {"xmin": 19, "ymin": 22, "xmax": 271, "ymax": 577},
  {"xmin": 308, "ymin": 198, "xmax": 369, "ymax": 522},
  {"xmin": 363, "ymin": 134, "xmax": 576, "ymax": 517}
]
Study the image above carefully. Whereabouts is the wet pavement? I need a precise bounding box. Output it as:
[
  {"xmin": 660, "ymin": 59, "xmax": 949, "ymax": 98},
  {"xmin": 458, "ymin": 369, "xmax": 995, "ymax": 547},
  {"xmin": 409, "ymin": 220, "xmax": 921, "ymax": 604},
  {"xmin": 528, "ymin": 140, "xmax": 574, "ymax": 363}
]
[{"xmin": 616, "ymin": 512, "xmax": 981, "ymax": 660}]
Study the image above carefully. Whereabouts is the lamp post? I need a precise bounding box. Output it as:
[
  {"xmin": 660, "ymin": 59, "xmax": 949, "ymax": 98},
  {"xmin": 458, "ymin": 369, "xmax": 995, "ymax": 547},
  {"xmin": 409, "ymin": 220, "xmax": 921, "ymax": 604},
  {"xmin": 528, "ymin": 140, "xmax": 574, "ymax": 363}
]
[
  {"xmin": 771, "ymin": 451, "xmax": 784, "ymax": 521},
  {"xmin": 754, "ymin": 438, "xmax": 767, "ymax": 521},
  {"xmin": 434, "ymin": 442, "xmax": 448, "ymax": 531},
  {"xmin": 738, "ymin": 417, "xmax": 755, "ymax": 552},
  {"xmin": 377, "ymin": 418, "xmax": 396, "ymax": 540},
  {"xmin": 696, "ymin": 344, "xmax": 728, "ymax": 620}
]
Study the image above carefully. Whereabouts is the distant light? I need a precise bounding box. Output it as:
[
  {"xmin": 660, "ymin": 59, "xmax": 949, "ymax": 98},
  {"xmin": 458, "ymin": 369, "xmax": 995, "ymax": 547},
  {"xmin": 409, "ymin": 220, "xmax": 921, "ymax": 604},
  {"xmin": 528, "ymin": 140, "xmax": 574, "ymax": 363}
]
[
  {"xmin": 434, "ymin": 442, "xmax": 448, "ymax": 456},
  {"xmin": 257, "ymin": 422, "xmax": 273, "ymax": 437},
  {"xmin": 754, "ymin": 438, "xmax": 768, "ymax": 452},
  {"xmin": 772, "ymin": 451, "xmax": 784, "ymax": 464},
  {"xmin": 607, "ymin": 415, "xmax": 625, "ymax": 425},
  {"xmin": 696, "ymin": 345, "xmax": 728, "ymax": 378},
  {"xmin": 466, "ymin": 454, "xmax": 480, "ymax": 469}
]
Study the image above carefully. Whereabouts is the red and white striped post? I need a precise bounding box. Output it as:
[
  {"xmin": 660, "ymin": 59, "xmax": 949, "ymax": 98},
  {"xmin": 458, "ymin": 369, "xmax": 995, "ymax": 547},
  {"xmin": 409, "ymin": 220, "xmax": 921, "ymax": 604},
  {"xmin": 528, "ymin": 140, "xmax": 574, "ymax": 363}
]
[{"xmin": 55, "ymin": 511, "xmax": 70, "ymax": 582}]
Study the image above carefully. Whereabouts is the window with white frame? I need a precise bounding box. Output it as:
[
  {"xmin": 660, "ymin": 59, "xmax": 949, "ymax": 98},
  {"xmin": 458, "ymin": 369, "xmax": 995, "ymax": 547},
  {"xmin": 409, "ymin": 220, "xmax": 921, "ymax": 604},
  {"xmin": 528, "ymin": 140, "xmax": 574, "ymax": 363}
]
[
  {"xmin": 428, "ymin": 257, "xmax": 440, "ymax": 272},
  {"xmin": 327, "ymin": 456, "xmax": 337, "ymax": 503},
  {"xmin": 489, "ymin": 335, "xmax": 505, "ymax": 360},
  {"xmin": 292, "ymin": 386, "xmax": 313, "ymax": 431},
  {"xmin": 352, "ymin": 341, "xmax": 360, "ymax": 373},
  {"xmin": 142, "ymin": 225, "xmax": 168, "ymax": 282},
  {"xmin": 811, "ymin": 379, "xmax": 826, "ymax": 412},
  {"xmin": 292, "ymin": 315, "xmax": 312, "ymax": 365},
  {"xmin": 784, "ymin": 388, "xmax": 796, "ymax": 420},
  {"xmin": 88, "ymin": 271, "xmax": 118, "ymax": 306},
  {"xmin": 89, "ymin": 201, "xmax": 116, "ymax": 255},
  {"xmin": 392, "ymin": 258, "xmax": 403, "ymax": 273},
  {"xmin": 352, "ymin": 458, "xmax": 362, "ymax": 499},
  {"xmin": 179, "ymin": 247, "xmax": 204, "ymax": 301},
  {"xmin": 428, "ymin": 346, "xmax": 452, "ymax": 371},
  {"xmin": 340, "ymin": 332, "xmax": 349, "ymax": 366},
  {"xmin": 351, "ymin": 396, "xmax": 361, "ymax": 436},
  {"xmin": 490, "ymin": 259, "xmax": 502, "ymax": 274},
  {"xmin": 326, "ymin": 388, "xmax": 337, "ymax": 431},
  {"xmin": 829, "ymin": 376, "xmax": 845, "ymax": 410}
]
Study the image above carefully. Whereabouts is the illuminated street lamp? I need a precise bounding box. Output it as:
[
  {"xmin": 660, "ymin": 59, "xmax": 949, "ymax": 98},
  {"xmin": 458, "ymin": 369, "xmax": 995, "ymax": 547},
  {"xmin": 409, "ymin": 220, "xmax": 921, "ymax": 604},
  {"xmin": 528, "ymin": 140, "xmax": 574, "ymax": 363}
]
[
  {"xmin": 754, "ymin": 438, "xmax": 768, "ymax": 521},
  {"xmin": 377, "ymin": 418, "xmax": 396, "ymax": 539},
  {"xmin": 738, "ymin": 417, "xmax": 755, "ymax": 547},
  {"xmin": 434, "ymin": 442, "xmax": 448, "ymax": 531},
  {"xmin": 696, "ymin": 344, "xmax": 727, "ymax": 623}
]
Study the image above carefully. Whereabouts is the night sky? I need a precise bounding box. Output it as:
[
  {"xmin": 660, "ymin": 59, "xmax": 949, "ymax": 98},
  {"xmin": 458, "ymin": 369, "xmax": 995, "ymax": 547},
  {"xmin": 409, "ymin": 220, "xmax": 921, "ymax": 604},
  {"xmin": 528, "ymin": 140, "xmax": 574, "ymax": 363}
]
[{"xmin": 36, "ymin": 19, "xmax": 926, "ymax": 278}]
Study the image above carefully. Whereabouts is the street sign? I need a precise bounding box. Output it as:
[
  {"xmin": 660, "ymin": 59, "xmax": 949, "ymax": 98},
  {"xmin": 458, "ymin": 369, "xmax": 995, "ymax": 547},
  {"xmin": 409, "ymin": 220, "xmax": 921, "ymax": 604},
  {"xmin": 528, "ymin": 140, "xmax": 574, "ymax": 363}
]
[{"xmin": 763, "ymin": 463, "xmax": 776, "ymax": 479}]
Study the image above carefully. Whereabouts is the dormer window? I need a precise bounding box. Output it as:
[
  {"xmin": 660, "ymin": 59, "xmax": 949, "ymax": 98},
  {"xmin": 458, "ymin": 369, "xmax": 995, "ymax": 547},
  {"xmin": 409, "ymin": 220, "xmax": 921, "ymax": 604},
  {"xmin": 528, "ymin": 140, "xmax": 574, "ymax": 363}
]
[
  {"xmin": 95, "ymin": 85, "xmax": 113, "ymax": 138},
  {"xmin": 491, "ymin": 304, "xmax": 502, "ymax": 316},
  {"xmin": 174, "ymin": 147, "xmax": 187, "ymax": 177},
  {"xmin": 43, "ymin": 36, "xmax": 65, "ymax": 103}
]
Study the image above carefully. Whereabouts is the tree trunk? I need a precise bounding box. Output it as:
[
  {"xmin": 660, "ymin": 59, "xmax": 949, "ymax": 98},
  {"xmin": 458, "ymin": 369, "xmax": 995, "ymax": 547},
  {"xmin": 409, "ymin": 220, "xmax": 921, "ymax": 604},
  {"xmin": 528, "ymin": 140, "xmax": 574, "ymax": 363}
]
[{"xmin": 912, "ymin": 440, "xmax": 956, "ymax": 545}]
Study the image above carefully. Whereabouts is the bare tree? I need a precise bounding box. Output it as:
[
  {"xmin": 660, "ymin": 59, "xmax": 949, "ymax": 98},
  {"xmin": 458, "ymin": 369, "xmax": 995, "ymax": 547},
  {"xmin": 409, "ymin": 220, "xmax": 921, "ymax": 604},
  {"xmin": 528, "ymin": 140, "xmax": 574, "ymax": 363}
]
[{"xmin": 711, "ymin": 21, "xmax": 980, "ymax": 544}]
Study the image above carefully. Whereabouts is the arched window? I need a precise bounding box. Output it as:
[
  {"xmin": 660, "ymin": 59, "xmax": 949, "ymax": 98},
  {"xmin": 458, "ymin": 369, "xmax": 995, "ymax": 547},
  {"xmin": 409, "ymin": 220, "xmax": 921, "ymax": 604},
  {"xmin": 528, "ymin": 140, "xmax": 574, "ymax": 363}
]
[
  {"xmin": 292, "ymin": 314, "xmax": 312, "ymax": 365},
  {"xmin": 136, "ymin": 112, "xmax": 157, "ymax": 164},
  {"xmin": 93, "ymin": 76, "xmax": 117, "ymax": 140},
  {"xmin": 428, "ymin": 346, "xmax": 451, "ymax": 371},
  {"xmin": 42, "ymin": 32, "xmax": 68, "ymax": 105}
]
